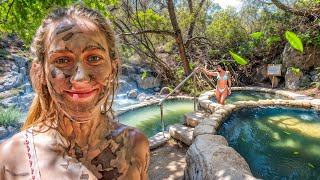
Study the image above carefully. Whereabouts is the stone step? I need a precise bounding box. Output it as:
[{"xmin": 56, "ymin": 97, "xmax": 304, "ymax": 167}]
[
  {"xmin": 168, "ymin": 123, "xmax": 194, "ymax": 146},
  {"xmin": 149, "ymin": 131, "xmax": 170, "ymax": 150},
  {"xmin": 184, "ymin": 110, "xmax": 210, "ymax": 127}
]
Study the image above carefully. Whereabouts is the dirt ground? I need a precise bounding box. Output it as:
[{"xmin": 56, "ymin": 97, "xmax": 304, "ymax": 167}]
[
  {"xmin": 148, "ymin": 139, "xmax": 188, "ymax": 180},
  {"xmin": 289, "ymin": 87, "xmax": 320, "ymax": 98}
]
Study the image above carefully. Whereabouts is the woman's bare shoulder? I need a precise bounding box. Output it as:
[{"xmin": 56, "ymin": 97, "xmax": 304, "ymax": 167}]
[
  {"xmin": 0, "ymin": 131, "xmax": 26, "ymax": 160},
  {"xmin": 0, "ymin": 131, "xmax": 29, "ymax": 170}
]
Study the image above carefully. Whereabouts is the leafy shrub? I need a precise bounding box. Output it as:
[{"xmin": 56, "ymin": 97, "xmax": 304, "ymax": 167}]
[{"xmin": 0, "ymin": 107, "xmax": 22, "ymax": 127}]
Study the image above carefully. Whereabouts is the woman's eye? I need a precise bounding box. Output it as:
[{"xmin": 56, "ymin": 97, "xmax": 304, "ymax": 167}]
[
  {"xmin": 88, "ymin": 56, "xmax": 101, "ymax": 62},
  {"xmin": 56, "ymin": 58, "xmax": 70, "ymax": 64}
]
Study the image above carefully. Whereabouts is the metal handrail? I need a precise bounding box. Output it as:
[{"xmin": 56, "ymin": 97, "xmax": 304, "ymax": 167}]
[{"xmin": 158, "ymin": 70, "xmax": 197, "ymax": 137}]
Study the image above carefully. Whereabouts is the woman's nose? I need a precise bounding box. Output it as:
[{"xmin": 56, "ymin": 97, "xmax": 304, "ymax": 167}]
[{"xmin": 70, "ymin": 63, "xmax": 90, "ymax": 83}]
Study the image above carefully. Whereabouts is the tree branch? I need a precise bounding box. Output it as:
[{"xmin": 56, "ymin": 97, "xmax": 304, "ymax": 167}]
[
  {"xmin": 118, "ymin": 30, "xmax": 176, "ymax": 37},
  {"xmin": 1, "ymin": 0, "xmax": 15, "ymax": 24},
  {"xmin": 271, "ymin": 0, "xmax": 318, "ymax": 20}
]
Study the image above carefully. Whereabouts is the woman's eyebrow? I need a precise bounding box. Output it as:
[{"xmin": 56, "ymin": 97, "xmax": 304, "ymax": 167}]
[
  {"xmin": 82, "ymin": 45, "xmax": 106, "ymax": 53},
  {"xmin": 49, "ymin": 48, "xmax": 73, "ymax": 54}
]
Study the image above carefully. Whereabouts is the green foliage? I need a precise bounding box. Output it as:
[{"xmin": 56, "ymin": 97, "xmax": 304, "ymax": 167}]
[
  {"xmin": 310, "ymin": 67, "xmax": 320, "ymax": 89},
  {"xmin": 249, "ymin": 32, "xmax": 263, "ymax": 39},
  {"xmin": 229, "ymin": 51, "xmax": 248, "ymax": 65},
  {"xmin": 0, "ymin": 107, "xmax": 22, "ymax": 127},
  {"xmin": 206, "ymin": 8, "xmax": 247, "ymax": 49},
  {"xmin": 189, "ymin": 63, "xmax": 195, "ymax": 70},
  {"xmin": 291, "ymin": 67, "xmax": 301, "ymax": 74},
  {"xmin": 135, "ymin": 9, "xmax": 170, "ymax": 30},
  {"xmin": 308, "ymin": 163, "xmax": 315, "ymax": 168},
  {"xmin": 266, "ymin": 36, "xmax": 281, "ymax": 46},
  {"xmin": 285, "ymin": 31, "xmax": 304, "ymax": 52},
  {"xmin": 141, "ymin": 70, "xmax": 147, "ymax": 79},
  {"xmin": 0, "ymin": 0, "xmax": 119, "ymax": 44},
  {"xmin": 167, "ymin": 87, "xmax": 174, "ymax": 92}
]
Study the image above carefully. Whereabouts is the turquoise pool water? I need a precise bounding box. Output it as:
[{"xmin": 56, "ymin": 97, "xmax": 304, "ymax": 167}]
[
  {"xmin": 218, "ymin": 106, "xmax": 320, "ymax": 179},
  {"xmin": 117, "ymin": 99, "xmax": 193, "ymax": 137},
  {"xmin": 211, "ymin": 91, "xmax": 289, "ymax": 104}
]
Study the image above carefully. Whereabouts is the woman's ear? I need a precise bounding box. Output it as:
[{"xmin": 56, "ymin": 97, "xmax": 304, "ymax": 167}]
[
  {"xmin": 33, "ymin": 63, "xmax": 47, "ymax": 85},
  {"xmin": 111, "ymin": 58, "xmax": 119, "ymax": 75}
]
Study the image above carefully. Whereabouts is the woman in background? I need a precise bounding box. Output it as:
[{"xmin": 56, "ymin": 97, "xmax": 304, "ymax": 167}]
[{"xmin": 198, "ymin": 63, "xmax": 232, "ymax": 105}]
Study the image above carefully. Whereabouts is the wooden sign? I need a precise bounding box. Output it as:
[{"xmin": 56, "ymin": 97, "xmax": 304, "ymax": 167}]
[
  {"xmin": 267, "ymin": 64, "xmax": 282, "ymax": 76},
  {"xmin": 267, "ymin": 64, "xmax": 282, "ymax": 88}
]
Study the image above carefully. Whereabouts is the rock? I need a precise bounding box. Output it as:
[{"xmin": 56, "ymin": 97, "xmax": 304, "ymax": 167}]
[
  {"xmin": 282, "ymin": 44, "xmax": 320, "ymax": 71},
  {"xmin": 0, "ymin": 96, "xmax": 18, "ymax": 108},
  {"xmin": 299, "ymin": 75, "xmax": 312, "ymax": 87},
  {"xmin": 168, "ymin": 123, "xmax": 194, "ymax": 146},
  {"xmin": 311, "ymin": 74, "xmax": 320, "ymax": 82},
  {"xmin": 127, "ymin": 89, "xmax": 138, "ymax": 98},
  {"xmin": 0, "ymin": 126, "xmax": 8, "ymax": 139},
  {"xmin": 121, "ymin": 64, "xmax": 137, "ymax": 76},
  {"xmin": 253, "ymin": 65, "xmax": 268, "ymax": 83},
  {"xmin": 137, "ymin": 93, "xmax": 146, "ymax": 102},
  {"xmin": 149, "ymin": 131, "xmax": 170, "ymax": 150},
  {"xmin": 20, "ymin": 93, "xmax": 35, "ymax": 111},
  {"xmin": 285, "ymin": 67, "xmax": 303, "ymax": 90},
  {"xmin": 184, "ymin": 134, "xmax": 256, "ymax": 180},
  {"xmin": 133, "ymin": 74, "xmax": 161, "ymax": 90},
  {"xmin": 310, "ymin": 70, "xmax": 318, "ymax": 76},
  {"xmin": 153, "ymin": 87, "xmax": 160, "ymax": 92},
  {"xmin": 12, "ymin": 55, "xmax": 27, "ymax": 68},
  {"xmin": 118, "ymin": 76, "xmax": 138, "ymax": 94},
  {"xmin": 184, "ymin": 111, "xmax": 208, "ymax": 127},
  {"xmin": 193, "ymin": 124, "xmax": 216, "ymax": 140}
]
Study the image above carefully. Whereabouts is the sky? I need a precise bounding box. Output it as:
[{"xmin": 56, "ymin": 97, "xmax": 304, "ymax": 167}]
[{"xmin": 215, "ymin": 0, "xmax": 243, "ymax": 8}]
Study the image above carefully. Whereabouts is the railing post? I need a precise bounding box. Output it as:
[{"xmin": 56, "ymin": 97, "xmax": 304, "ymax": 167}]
[
  {"xmin": 160, "ymin": 104, "xmax": 165, "ymax": 138},
  {"xmin": 193, "ymin": 72, "xmax": 196, "ymax": 111}
]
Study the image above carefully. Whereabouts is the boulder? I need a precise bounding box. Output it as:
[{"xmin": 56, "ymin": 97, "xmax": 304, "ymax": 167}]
[
  {"xmin": 285, "ymin": 68, "xmax": 303, "ymax": 90},
  {"xmin": 184, "ymin": 134, "xmax": 256, "ymax": 180},
  {"xmin": 168, "ymin": 123, "xmax": 194, "ymax": 146},
  {"xmin": 282, "ymin": 44, "xmax": 320, "ymax": 71},
  {"xmin": 0, "ymin": 126, "xmax": 8, "ymax": 139},
  {"xmin": 299, "ymin": 75, "xmax": 312, "ymax": 87},
  {"xmin": 133, "ymin": 74, "xmax": 161, "ymax": 90},
  {"xmin": 193, "ymin": 124, "xmax": 216, "ymax": 140},
  {"xmin": 127, "ymin": 89, "xmax": 138, "ymax": 98},
  {"xmin": 137, "ymin": 93, "xmax": 146, "ymax": 102},
  {"xmin": 118, "ymin": 76, "xmax": 138, "ymax": 94},
  {"xmin": 253, "ymin": 65, "xmax": 269, "ymax": 83}
]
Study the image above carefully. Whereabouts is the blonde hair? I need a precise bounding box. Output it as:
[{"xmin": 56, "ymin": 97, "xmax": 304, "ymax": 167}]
[{"xmin": 22, "ymin": 4, "xmax": 119, "ymax": 130}]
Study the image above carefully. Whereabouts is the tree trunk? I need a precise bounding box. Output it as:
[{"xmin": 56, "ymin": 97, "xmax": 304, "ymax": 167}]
[
  {"xmin": 271, "ymin": 0, "xmax": 317, "ymax": 20},
  {"xmin": 187, "ymin": 0, "xmax": 206, "ymax": 39},
  {"xmin": 167, "ymin": 0, "xmax": 191, "ymax": 74}
]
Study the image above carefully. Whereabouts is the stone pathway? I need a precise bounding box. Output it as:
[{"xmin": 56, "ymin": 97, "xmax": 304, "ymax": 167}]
[{"xmin": 148, "ymin": 140, "xmax": 188, "ymax": 180}]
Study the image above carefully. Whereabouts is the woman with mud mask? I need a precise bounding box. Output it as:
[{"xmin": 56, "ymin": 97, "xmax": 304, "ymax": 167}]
[{"xmin": 0, "ymin": 5, "xmax": 150, "ymax": 180}]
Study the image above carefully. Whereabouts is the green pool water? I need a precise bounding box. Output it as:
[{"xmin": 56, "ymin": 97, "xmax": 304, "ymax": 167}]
[
  {"xmin": 211, "ymin": 91, "xmax": 289, "ymax": 104},
  {"xmin": 117, "ymin": 99, "xmax": 193, "ymax": 138},
  {"xmin": 218, "ymin": 106, "xmax": 320, "ymax": 179}
]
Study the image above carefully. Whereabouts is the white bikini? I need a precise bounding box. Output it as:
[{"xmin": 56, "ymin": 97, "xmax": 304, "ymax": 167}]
[{"xmin": 25, "ymin": 128, "xmax": 42, "ymax": 180}]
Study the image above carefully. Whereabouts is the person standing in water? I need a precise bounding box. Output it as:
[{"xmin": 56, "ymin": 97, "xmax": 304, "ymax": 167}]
[
  {"xmin": 0, "ymin": 4, "xmax": 149, "ymax": 179},
  {"xmin": 198, "ymin": 63, "xmax": 232, "ymax": 105}
]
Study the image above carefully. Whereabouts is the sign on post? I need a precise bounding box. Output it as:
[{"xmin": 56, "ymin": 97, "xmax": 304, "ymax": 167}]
[{"xmin": 267, "ymin": 64, "xmax": 282, "ymax": 88}]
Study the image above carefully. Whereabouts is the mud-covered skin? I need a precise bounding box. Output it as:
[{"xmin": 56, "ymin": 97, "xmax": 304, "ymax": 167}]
[
  {"xmin": 0, "ymin": 118, "xmax": 150, "ymax": 180},
  {"xmin": 44, "ymin": 17, "xmax": 114, "ymax": 122},
  {"xmin": 0, "ymin": 16, "xmax": 150, "ymax": 179}
]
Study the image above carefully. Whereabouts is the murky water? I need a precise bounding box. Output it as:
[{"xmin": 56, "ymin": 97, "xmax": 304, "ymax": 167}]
[
  {"xmin": 211, "ymin": 91, "xmax": 289, "ymax": 104},
  {"xmin": 218, "ymin": 106, "xmax": 320, "ymax": 179},
  {"xmin": 117, "ymin": 99, "xmax": 193, "ymax": 137}
]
